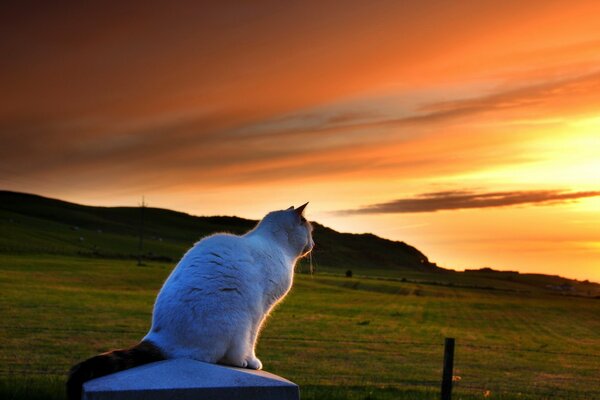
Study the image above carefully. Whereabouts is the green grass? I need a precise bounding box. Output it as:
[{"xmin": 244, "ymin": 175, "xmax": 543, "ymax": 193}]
[{"xmin": 1, "ymin": 254, "xmax": 599, "ymax": 399}]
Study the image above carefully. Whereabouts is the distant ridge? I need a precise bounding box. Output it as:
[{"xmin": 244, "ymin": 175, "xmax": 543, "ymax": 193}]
[
  {"xmin": 0, "ymin": 190, "xmax": 439, "ymax": 272},
  {"xmin": 2, "ymin": 190, "xmax": 598, "ymax": 296}
]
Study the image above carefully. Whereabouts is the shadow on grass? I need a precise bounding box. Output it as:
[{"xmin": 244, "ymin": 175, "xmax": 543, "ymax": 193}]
[
  {"xmin": 0, "ymin": 378, "xmax": 577, "ymax": 400},
  {"xmin": 300, "ymin": 385, "xmax": 557, "ymax": 400},
  {"xmin": 0, "ymin": 376, "xmax": 65, "ymax": 400},
  {"xmin": 2, "ymin": 380, "xmax": 440, "ymax": 400},
  {"xmin": 301, "ymin": 385, "xmax": 438, "ymax": 400}
]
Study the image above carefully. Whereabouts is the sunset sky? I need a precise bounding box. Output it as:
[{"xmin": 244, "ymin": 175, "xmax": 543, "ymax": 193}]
[{"xmin": 1, "ymin": 1, "xmax": 599, "ymax": 281}]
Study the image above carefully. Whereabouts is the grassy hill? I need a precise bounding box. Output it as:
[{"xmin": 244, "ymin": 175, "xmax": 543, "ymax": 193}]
[
  {"xmin": 1, "ymin": 190, "xmax": 598, "ymax": 297},
  {"xmin": 0, "ymin": 190, "xmax": 437, "ymax": 270}
]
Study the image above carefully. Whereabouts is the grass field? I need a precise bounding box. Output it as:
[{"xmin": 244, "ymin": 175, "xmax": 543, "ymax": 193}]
[{"xmin": 1, "ymin": 254, "xmax": 599, "ymax": 399}]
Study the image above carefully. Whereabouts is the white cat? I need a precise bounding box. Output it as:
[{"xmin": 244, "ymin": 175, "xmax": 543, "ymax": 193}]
[
  {"xmin": 144, "ymin": 203, "xmax": 314, "ymax": 369},
  {"xmin": 67, "ymin": 204, "xmax": 313, "ymax": 399}
]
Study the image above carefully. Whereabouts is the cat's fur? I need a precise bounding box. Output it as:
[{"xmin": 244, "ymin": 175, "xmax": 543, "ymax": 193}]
[{"xmin": 67, "ymin": 204, "xmax": 313, "ymax": 399}]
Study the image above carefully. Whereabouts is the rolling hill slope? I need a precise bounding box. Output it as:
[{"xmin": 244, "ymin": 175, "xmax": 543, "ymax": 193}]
[
  {"xmin": 1, "ymin": 190, "xmax": 598, "ymax": 296},
  {"xmin": 0, "ymin": 190, "xmax": 437, "ymax": 272}
]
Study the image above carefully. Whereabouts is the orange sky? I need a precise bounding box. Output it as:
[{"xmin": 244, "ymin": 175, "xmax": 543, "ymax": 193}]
[{"xmin": 1, "ymin": 1, "xmax": 599, "ymax": 281}]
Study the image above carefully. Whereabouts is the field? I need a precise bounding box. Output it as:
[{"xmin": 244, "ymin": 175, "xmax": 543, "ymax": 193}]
[{"xmin": 1, "ymin": 254, "xmax": 599, "ymax": 400}]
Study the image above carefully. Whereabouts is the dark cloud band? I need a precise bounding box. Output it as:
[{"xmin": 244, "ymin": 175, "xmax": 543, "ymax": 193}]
[{"xmin": 338, "ymin": 190, "xmax": 600, "ymax": 214}]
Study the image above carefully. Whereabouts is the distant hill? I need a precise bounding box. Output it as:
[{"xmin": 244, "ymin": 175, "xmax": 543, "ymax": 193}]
[
  {"xmin": 0, "ymin": 190, "xmax": 438, "ymax": 272},
  {"xmin": 1, "ymin": 190, "xmax": 598, "ymax": 297}
]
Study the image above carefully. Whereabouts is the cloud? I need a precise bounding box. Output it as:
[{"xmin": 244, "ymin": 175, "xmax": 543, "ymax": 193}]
[
  {"xmin": 2, "ymin": 66, "xmax": 600, "ymax": 195},
  {"xmin": 417, "ymin": 70, "xmax": 600, "ymax": 115},
  {"xmin": 229, "ymin": 69, "xmax": 600, "ymax": 142},
  {"xmin": 338, "ymin": 190, "xmax": 600, "ymax": 214}
]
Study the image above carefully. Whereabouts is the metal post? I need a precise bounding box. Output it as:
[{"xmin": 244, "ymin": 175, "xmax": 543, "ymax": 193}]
[{"xmin": 441, "ymin": 337, "xmax": 455, "ymax": 400}]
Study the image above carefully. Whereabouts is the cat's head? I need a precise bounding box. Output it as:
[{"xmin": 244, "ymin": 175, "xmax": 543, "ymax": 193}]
[{"xmin": 259, "ymin": 203, "xmax": 314, "ymax": 258}]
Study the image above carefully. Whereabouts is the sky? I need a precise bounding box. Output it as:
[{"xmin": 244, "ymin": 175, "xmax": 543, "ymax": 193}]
[{"xmin": 1, "ymin": 1, "xmax": 599, "ymax": 281}]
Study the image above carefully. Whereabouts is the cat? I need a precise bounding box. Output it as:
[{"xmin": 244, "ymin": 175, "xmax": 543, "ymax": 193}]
[{"xmin": 66, "ymin": 203, "xmax": 314, "ymax": 400}]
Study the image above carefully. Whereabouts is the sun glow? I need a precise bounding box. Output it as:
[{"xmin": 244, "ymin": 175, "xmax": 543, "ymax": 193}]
[{"xmin": 442, "ymin": 118, "xmax": 600, "ymax": 191}]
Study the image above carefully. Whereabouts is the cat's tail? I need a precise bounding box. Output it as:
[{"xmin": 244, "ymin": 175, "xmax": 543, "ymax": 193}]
[{"xmin": 66, "ymin": 340, "xmax": 165, "ymax": 400}]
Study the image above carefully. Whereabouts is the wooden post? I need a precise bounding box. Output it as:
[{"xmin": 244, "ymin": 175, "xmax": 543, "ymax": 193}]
[{"xmin": 441, "ymin": 337, "xmax": 455, "ymax": 400}]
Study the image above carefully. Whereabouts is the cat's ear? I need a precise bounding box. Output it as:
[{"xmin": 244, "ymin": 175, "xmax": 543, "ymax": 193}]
[
  {"xmin": 287, "ymin": 206, "xmax": 294, "ymax": 210},
  {"xmin": 295, "ymin": 202, "xmax": 308, "ymax": 215}
]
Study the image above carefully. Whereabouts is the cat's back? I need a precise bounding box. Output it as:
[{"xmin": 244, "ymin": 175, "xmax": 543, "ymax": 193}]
[
  {"xmin": 162, "ymin": 232, "xmax": 272, "ymax": 295},
  {"xmin": 190, "ymin": 232, "xmax": 246, "ymax": 257},
  {"xmin": 175, "ymin": 232, "xmax": 254, "ymax": 275}
]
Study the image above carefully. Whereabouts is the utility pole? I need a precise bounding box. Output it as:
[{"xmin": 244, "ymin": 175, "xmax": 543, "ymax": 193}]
[{"xmin": 137, "ymin": 196, "xmax": 146, "ymax": 266}]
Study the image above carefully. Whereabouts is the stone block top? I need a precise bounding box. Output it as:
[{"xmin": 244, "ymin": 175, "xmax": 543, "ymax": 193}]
[{"xmin": 82, "ymin": 358, "xmax": 299, "ymax": 400}]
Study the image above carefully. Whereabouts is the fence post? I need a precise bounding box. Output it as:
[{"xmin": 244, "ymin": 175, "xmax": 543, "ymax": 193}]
[{"xmin": 441, "ymin": 337, "xmax": 455, "ymax": 400}]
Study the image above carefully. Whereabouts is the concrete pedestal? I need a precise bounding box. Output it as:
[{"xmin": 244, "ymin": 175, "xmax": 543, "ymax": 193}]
[{"xmin": 82, "ymin": 359, "xmax": 299, "ymax": 400}]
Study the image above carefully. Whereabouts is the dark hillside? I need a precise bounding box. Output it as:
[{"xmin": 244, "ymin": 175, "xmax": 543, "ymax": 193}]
[
  {"xmin": 2, "ymin": 190, "xmax": 598, "ymax": 296},
  {"xmin": 0, "ymin": 191, "xmax": 437, "ymax": 272},
  {"xmin": 309, "ymin": 224, "xmax": 436, "ymax": 272}
]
